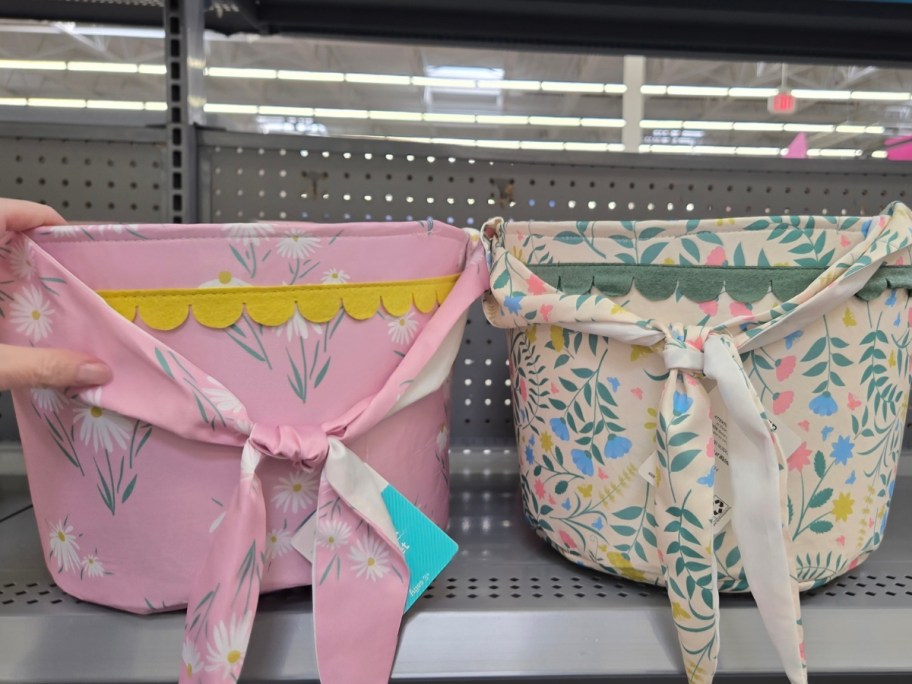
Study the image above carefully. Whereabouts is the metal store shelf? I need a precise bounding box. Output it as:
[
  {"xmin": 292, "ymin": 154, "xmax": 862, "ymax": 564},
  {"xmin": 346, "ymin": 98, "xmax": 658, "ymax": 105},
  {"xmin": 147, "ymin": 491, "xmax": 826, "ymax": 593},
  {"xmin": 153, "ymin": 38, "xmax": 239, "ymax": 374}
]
[{"xmin": 0, "ymin": 450, "xmax": 910, "ymax": 683}]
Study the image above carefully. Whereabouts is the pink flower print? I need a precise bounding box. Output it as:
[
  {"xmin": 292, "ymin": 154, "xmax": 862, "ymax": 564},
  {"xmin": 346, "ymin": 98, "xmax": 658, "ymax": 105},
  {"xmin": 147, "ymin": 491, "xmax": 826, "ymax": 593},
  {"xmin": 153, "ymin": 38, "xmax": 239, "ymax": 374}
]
[
  {"xmin": 730, "ymin": 301, "xmax": 752, "ymax": 318},
  {"xmin": 706, "ymin": 246, "xmax": 727, "ymax": 266},
  {"xmin": 775, "ymin": 355, "xmax": 796, "ymax": 381},
  {"xmin": 847, "ymin": 393, "xmax": 862, "ymax": 411},
  {"xmin": 540, "ymin": 304, "xmax": 553, "ymax": 322},
  {"xmin": 849, "ymin": 558, "xmax": 860, "ymax": 570},
  {"xmin": 597, "ymin": 468, "xmax": 609, "ymax": 480},
  {"xmin": 840, "ymin": 234, "xmax": 852, "ymax": 249},
  {"xmin": 631, "ymin": 387, "xmax": 644, "ymax": 400},
  {"xmin": 773, "ymin": 391, "xmax": 794, "ymax": 415},
  {"xmin": 799, "ymin": 642, "xmax": 806, "ymax": 662},
  {"xmin": 798, "ymin": 419, "xmax": 810, "ymax": 432},
  {"xmin": 534, "ymin": 478, "xmax": 546, "ymax": 499},
  {"xmin": 551, "ymin": 382, "xmax": 559, "ymax": 395},
  {"xmin": 527, "ymin": 274, "xmax": 547, "ymax": 295},
  {"xmin": 706, "ymin": 437, "xmax": 715, "ymax": 459},
  {"xmin": 787, "ymin": 442, "xmax": 812, "ymax": 471},
  {"xmin": 519, "ymin": 378, "xmax": 528, "ymax": 402},
  {"xmin": 836, "ymin": 535, "xmax": 846, "ymax": 547},
  {"xmin": 558, "ymin": 530, "xmax": 577, "ymax": 549},
  {"xmin": 699, "ymin": 300, "xmax": 718, "ymax": 317},
  {"xmin": 896, "ymin": 256, "xmax": 905, "ymax": 266}
]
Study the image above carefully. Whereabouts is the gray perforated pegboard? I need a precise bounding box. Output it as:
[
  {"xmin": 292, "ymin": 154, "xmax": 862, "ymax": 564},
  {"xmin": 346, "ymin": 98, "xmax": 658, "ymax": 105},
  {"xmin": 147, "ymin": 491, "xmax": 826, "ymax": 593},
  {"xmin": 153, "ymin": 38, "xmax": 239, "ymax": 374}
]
[
  {"xmin": 0, "ymin": 133, "xmax": 168, "ymax": 222},
  {"xmin": 201, "ymin": 131, "xmax": 912, "ymax": 446}
]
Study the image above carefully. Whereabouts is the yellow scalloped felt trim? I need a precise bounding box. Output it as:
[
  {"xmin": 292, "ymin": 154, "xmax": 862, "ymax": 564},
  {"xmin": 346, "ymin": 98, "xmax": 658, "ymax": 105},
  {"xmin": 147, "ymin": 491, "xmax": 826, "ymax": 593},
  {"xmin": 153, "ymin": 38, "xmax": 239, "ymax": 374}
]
[{"xmin": 98, "ymin": 274, "xmax": 460, "ymax": 331}]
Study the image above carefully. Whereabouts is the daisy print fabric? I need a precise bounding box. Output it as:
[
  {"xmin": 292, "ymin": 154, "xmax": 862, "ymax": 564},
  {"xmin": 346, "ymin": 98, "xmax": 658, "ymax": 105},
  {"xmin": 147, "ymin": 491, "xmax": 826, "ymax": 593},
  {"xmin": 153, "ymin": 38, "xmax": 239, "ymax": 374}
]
[
  {"xmin": 484, "ymin": 203, "xmax": 912, "ymax": 684},
  {"xmin": 0, "ymin": 219, "xmax": 488, "ymax": 684}
]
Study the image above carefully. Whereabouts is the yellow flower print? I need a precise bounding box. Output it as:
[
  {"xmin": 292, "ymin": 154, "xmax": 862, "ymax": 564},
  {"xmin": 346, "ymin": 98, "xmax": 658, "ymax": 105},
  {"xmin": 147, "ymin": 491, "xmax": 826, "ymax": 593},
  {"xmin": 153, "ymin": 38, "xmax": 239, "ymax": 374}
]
[
  {"xmin": 541, "ymin": 431, "xmax": 554, "ymax": 452},
  {"xmin": 511, "ymin": 246, "xmax": 524, "ymax": 261},
  {"xmin": 843, "ymin": 307, "xmax": 857, "ymax": 327},
  {"xmin": 631, "ymin": 345, "xmax": 654, "ymax": 362},
  {"xmin": 550, "ymin": 325, "xmax": 564, "ymax": 352},
  {"xmin": 663, "ymin": 257, "xmax": 675, "ymax": 265},
  {"xmin": 525, "ymin": 326, "xmax": 537, "ymax": 343},
  {"xmin": 671, "ymin": 601, "xmax": 692, "ymax": 620},
  {"xmin": 644, "ymin": 406, "xmax": 658, "ymax": 433},
  {"xmin": 577, "ymin": 484, "xmax": 593, "ymax": 498},
  {"xmin": 889, "ymin": 350, "xmax": 897, "ymax": 368},
  {"xmin": 610, "ymin": 303, "xmax": 626, "ymax": 315},
  {"xmin": 606, "ymin": 551, "xmax": 646, "ymax": 581},
  {"xmin": 832, "ymin": 492, "xmax": 855, "ymax": 522}
]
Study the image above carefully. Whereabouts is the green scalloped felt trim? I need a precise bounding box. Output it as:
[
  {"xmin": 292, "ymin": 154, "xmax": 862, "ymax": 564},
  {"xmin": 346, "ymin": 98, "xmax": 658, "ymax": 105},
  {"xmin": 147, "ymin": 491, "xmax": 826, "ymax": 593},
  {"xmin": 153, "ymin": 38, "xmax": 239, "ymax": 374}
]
[{"xmin": 528, "ymin": 264, "xmax": 912, "ymax": 303}]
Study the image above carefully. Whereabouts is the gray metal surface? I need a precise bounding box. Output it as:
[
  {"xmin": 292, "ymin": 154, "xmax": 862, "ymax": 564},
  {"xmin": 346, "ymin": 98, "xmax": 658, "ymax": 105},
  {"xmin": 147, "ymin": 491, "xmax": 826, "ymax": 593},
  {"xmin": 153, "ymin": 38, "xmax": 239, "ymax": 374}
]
[
  {"xmin": 0, "ymin": 452, "xmax": 910, "ymax": 683},
  {"xmin": 165, "ymin": 0, "xmax": 205, "ymax": 223}
]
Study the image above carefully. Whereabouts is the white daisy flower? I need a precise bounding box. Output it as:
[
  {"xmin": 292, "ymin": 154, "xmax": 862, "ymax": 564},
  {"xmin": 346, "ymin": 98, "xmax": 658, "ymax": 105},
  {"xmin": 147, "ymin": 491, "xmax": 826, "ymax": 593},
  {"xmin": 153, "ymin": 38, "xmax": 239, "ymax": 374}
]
[
  {"xmin": 230, "ymin": 416, "xmax": 252, "ymax": 435},
  {"xmin": 274, "ymin": 310, "xmax": 324, "ymax": 342},
  {"xmin": 182, "ymin": 639, "xmax": 204, "ymax": 679},
  {"xmin": 43, "ymin": 225, "xmax": 79, "ymax": 237},
  {"xmin": 199, "ymin": 271, "xmax": 250, "ymax": 288},
  {"xmin": 202, "ymin": 382, "xmax": 244, "ymax": 414},
  {"xmin": 265, "ymin": 527, "xmax": 293, "ymax": 562},
  {"xmin": 49, "ymin": 520, "xmax": 80, "ymax": 573},
  {"xmin": 223, "ymin": 223, "xmax": 275, "ymax": 245},
  {"xmin": 277, "ymin": 232, "xmax": 320, "ymax": 259},
  {"xmin": 349, "ymin": 535, "xmax": 391, "ymax": 581},
  {"xmin": 271, "ymin": 469, "xmax": 319, "ymax": 514},
  {"xmin": 81, "ymin": 553, "xmax": 105, "ymax": 578},
  {"xmin": 436, "ymin": 424, "xmax": 449, "ymax": 451},
  {"xmin": 8, "ymin": 240, "xmax": 36, "ymax": 280},
  {"xmin": 320, "ymin": 268, "xmax": 350, "ymax": 285},
  {"xmin": 317, "ymin": 519, "xmax": 352, "ymax": 551},
  {"xmin": 10, "ymin": 286, "xmax": 54, "ymax": 341},
  {"xmin": 209, "ymin": 510, "xmax": 227, "ymax": 534},
  {"xmin": 388, "ymin": 311, "xmax": 419, "ymax": 345},
  {"xmin": 206, "ymin": 613, "xmax": 252, "ymax": 679},
  {"xmin": 73, "ymin": 388, "xmax": 131, "ymax": 453},
  {"xmin": 31, "ymin": 388, "xmax": 65, "ymax": 414}
]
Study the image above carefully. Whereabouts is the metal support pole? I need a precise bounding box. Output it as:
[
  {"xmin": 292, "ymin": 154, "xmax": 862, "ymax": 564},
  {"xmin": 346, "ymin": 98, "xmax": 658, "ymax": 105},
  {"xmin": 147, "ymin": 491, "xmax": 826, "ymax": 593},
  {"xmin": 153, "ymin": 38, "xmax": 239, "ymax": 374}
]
[
  {"xmin": 622, "ymin": 55, "xmax": 645, "ymax": 154},
  {"xmin": 165, "ymin": 0, "xmax": 206, "ymax": 223}
]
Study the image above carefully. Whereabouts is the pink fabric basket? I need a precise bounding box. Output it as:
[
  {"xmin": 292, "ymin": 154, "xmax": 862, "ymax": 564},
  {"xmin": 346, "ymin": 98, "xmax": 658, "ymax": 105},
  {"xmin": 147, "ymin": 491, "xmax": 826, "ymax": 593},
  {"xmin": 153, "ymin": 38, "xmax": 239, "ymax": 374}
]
[{"xmin": 0, "ymin": 220, "xmax": 487, "ymax": 683}]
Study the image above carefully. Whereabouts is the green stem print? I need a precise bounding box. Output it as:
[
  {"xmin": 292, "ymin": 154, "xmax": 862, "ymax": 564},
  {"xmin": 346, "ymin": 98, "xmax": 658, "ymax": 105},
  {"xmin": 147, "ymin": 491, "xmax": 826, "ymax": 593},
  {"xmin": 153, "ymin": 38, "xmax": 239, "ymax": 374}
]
[
  {"xmin": 155, "ymin": 347, "xmax": 229, "ymax": 429},
  {"xmin": 230, "ymin": 243, "xmax": 260, "ymax": 279},
  {"xmin": 33, "ymin": 403, "xmax": 84, "ymax": 476},
  {"xmin": 792, "ymin": 451, "xmax": 836, "ymax": 539},
  {"xmin": 92, "ymin": 419, "xmax": 152, "ymax": 516},
  {"xmin": 233, "ymin": 540, "xmax": 263, "ymax": 616},
  {"xmin": 188, "ymin": 583, "xmax": 220, "ymax": 642},
  {"xmin": 287, "ymin": 258, "xmax": 320, "ymax": 285},
  {"xmin": 225, "ymin": 315, "xmax": 273, "ymax": 370},
  {"xmin": 285, "ymin": 310, "xmax": 342, "ymax": 404},
  {"xmin": 553, "ymin": 221, "xmax": 607, "ymax": 259},
  {"xmin": 712, "ymin": 530, "xmax": 747, "ymax": 591},
  {"xmin": 802, "ymin": 314, "xmax": 851, "ymax": 400}
]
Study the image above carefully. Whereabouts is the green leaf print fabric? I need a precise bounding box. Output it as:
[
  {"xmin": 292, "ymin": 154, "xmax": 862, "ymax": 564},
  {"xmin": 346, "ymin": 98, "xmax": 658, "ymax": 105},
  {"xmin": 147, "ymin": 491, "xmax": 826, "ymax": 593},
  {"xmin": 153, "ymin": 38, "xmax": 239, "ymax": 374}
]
[{"xmin": 483, "ymin": 204, "xmax": 912, "ymax": 684}]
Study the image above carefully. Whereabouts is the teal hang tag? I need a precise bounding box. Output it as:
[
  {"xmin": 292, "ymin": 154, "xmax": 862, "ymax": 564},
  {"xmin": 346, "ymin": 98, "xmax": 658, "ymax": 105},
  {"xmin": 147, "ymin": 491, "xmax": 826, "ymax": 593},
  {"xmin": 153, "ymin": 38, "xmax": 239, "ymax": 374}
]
[{"xmin": 380, "ymin": 482, "xmax": 459, "ymax": 612}]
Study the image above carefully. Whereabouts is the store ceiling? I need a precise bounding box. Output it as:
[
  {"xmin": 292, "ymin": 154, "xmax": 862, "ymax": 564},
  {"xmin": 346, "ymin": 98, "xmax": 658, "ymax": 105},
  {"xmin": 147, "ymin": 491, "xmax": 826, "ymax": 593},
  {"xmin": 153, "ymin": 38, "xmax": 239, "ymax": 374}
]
[{"xmin": 1, "ymin": 19, "xmax": 911, "ymax": 158}]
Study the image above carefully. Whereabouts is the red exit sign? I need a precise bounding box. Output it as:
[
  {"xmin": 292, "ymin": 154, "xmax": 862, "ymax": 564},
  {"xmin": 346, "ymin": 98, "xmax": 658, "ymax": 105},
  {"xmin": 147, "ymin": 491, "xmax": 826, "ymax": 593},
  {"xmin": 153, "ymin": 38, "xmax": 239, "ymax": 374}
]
[{"xmin": 769, "ymin": 91, "xmax": 796, "ymax": 114}]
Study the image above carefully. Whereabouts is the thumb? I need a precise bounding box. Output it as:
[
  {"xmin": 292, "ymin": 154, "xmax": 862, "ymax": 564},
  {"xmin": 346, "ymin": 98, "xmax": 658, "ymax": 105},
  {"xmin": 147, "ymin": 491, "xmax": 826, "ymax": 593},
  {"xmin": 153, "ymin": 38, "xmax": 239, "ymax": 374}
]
[{"xmin": 0, "ymin": 344, "xmax": 112, "ymax": 391}]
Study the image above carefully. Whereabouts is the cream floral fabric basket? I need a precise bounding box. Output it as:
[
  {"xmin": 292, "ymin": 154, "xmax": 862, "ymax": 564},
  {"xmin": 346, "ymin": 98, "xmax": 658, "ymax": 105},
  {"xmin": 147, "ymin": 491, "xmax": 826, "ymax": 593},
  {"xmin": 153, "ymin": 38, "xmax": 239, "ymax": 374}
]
[{"xmin": 483, "ymin": 202, "xmax": 912, "ymax": 684}]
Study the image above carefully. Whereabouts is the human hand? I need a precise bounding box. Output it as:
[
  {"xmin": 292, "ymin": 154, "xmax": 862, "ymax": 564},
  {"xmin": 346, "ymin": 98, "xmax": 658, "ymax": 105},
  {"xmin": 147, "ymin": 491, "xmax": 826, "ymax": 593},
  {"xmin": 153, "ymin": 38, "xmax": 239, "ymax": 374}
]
[{"xmin": 0, "ymin": 198, "xmax": 113, "ymax": 391}]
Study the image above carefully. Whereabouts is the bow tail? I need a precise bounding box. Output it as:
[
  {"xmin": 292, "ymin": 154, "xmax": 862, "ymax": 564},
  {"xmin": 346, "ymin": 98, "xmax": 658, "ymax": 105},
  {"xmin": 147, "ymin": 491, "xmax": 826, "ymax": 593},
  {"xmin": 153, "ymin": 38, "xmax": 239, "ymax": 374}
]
[
  {"xmin": 654, "ymin": 370, "xmax": 721, "ymax": 684},
  {"xmin": 180, "ymin": 442, "xmax": 267, "ymax": 683},
  {"xmin": 704, "ymin": 337, "xmax": 807, "ymax": 684},
  {"xmin": 312, "ymin": 443, "xmax": 410, "ymax": 684}
]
